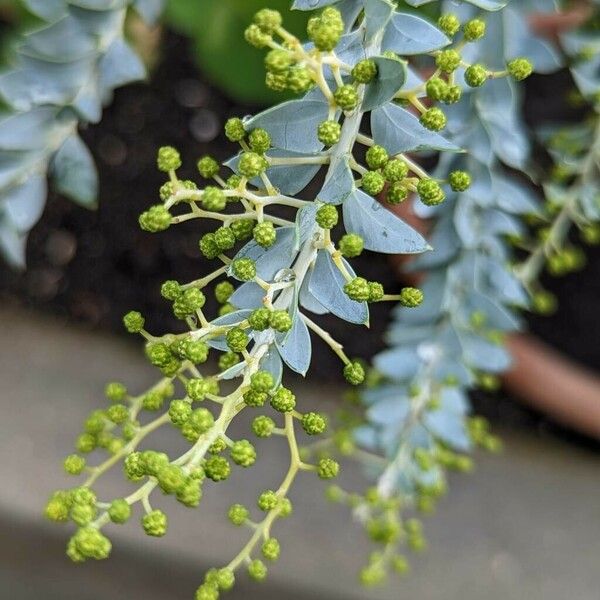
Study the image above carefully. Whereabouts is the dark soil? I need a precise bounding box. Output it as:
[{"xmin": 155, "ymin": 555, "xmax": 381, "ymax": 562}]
[{"xmin": 0, "ymin": 32, "xmax": 598, "ymax": 447}]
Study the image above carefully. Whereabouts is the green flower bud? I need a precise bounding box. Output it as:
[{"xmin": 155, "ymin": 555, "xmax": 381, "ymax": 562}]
[
  {"xmin": 245, "ymin": 24, "xmax": 271, "ymax": 48},
  {"xmin": 214, "ymin": 281, "xmax": 234, "ymax": 304},
  {"xmin": 262, "ymin": 538, "xmax": 281, "ymax": 561},
  {"xmin": 139, "ymin": 205, "xmax": 172, "ymax": 232},
  {"xmin": 344, "ymin": 276, "xmax": 370, "ymax": 302},
  {"xmin": 195, "ymin": 584, "xmax": 218, "ymax": 600},
  {"xmin": 254, "ymin": 8, "xmax": 282, "ymax": 34},
  {"xmin": 142, "ymin": 509, "xmax": 167, "ymax": 537},
  {"xmin": 199, "ymin": 233, "xmax": 220, "ymax": 259},
  {"xmin": 213, "ymin": 226, "xmax": 236, "ymax": 251},
  {"xmin": 232, "ymin": 257, "xmax": 256, "ymax": 281},
  {"xmin": 249, "ymin": 128, "xmax": 272, "ymax": 154},
  {"xmin": 532, "ymin": 290, "xmax": 557, "ymax": 315},
  {"xmin": 366, "ymin": 145, "xmax": 388, "ymax": 170},
  {"xmin": 287, "ymin": 67, "xmax": 314, "ymax": 93},
  {"xmin": 426, "ymin": 77, "xmax": 448, "ymax": 101},
  {"xmin": 317, "ymin": 120, "xmax": 342, "ymax": 146},
  {"xmin": 108, "ymin": 499, "xmax": 131, "ymax": 524},
  {"xmin": 142, "ymin": 390, "xmax": 164, "ymax": 411},
  {"xmin": 463, "ymin": 18, "xmax": 486, "ymax": 42},
  {"xmin": 317, "ymin": 457, "xmax": 340, "ymax": 479},
  {"xmin": 123, "ymin": 310, "xmax": 145, "ymax": 333},
  {"xmin": 197, "ymin": 155, "xmax": 219, "ymax": 178},
  {"xmin": 244, "ymin": 390, "xmax": 268, "ymax": 407},
  {"xmin": 160, "ymin": 280, "xmax": 181, "ymax": 300},
  {"xmin": 45, "ymin": 491, "xmax": 71, "ymax": 522},
  {"xmin": 382, "ymin": 159, "xmax": 409, "ymax": 183},
  {"xmin": 209, "ymin": 438, "xmax": 227, "ymax": 454},
  {"xmin": 185, "ymin": 340, "xmax": 209, "ymax": 364},
  {"xmin": 228, "ymin": 503, "xmax": 249, "ymax": 526},
  {"xmin": 333, "ymin": 84, "xmax": 359, "ymax": 111},
  {"xmin": 157, "ymin": 146, "xmax": 181, "ymax": 172},
  {"xmin": 386, "ymin": 181, "xmax": 408, "ymax": 205},
  {"xmin": 436, "ymin": 49, "xmax": 461, "ymax": 73},
  {"xmin": 253, "ymin": 221, "xmax": 276, "ymax": 248},
  {"xmin": 204, "ymin": 455, "xmax": 231, "ymax": 482},
  {"xmin": 417, "ymin": 179, "xmax": 445, "ymax": 206},
  {"xmin": 226, "ymin": 327, "xmax": 249, "ymax": 353},
  {"xmin": 307, "ymin": 8, "xmax": 343, "ymax": 51},
  {"xmin": 73, "ymin": 527, "xmax": 112, "ymax": 560},
  {"xmin": 343, "ymin": 360, "xmax": 365, "ymax": 385},
  {"xmin": 338, "ymin": 233, "xmax": 364, "ymax": 257},
  {"xmin": 230, "ymin": 219, "xmax": 255, "ymax": 241},
  {"xmin": 258, "ymin": 490, "xmax": 279, "ymax": 511},
  {"xmin": 106, "ymin": 403, "xmax": 129, "ymax": 425},
  {"xmin": 360, "ymin": 564, "xmax": 386, "ymax": 586},
  {"xmin": 443, "ymin": 84, "xmax": 462, "ymax": 104},
  {"xmin": 84, "ymin": 410, "xmax": 106, "ymax": 434},
  {"xmin": 301, "ymin": 412, "xmax": 327, "ymax": 435},
  {"xmin": 269, "ymin": 309, "xmax": 292, "ymax": 332},
  {"xmin": 265, "ymin": 49, "xmax": 294, "ymax": 73},
  {"xmin": 464, "ymin": 63, "xmax": 488, "ymax": 87},
  {"xmin": 124, "ymin": 451, "xmax": 146, "ymax": 481},
  {"xmin": 64, "ymin": 454, "xmax": 86, "ymax": 475},
  {"xmin": 399, "ymin": 287, "xmax": 424, "ymax": 307},
  {"xmin": 252, "ymin": 415, "xmax": 275, "ymax": 438},
  {"xmin": 248, "ymin": 559, "xmax": 268, "ymax": 581},
  {"xmin": 189, "ymin": 408, "xmax": 215, "ymax": 434},
  {"xmin": 316, "ymin": 204, "xmax": 339, "ymax": 229},
  {"xmin": 219, "ymin": 351, "xmax": 240, "ymax": 372},
  {"xmin": 265, "ymin": 71, "xmax": 288, "ymax": 92},
  {"xmin": 224, "ymin": 118, "xmax": 246, "ymax": 142},
  {"xmin": 438, "ymin": 13, "xmax": 460, "ymax": 37},
  {"xmin": 270, "ymin": 386, "xmax": 296, "ymax": 413},
  {"xmin": 507, "ymin": 57, "xmax": 533, "ymax": 81},
  {"xmin": 362, "ymin": 171, "xmax": 385, "ymax": 196},
  {"xmin": 247, "ymin": 307, "xmax": 270, "ymax": 331},
  {"xmin": 141, "ymin": 450, "xmax": 170, "ymax": 477},
  {"xmin": 157, "ymin": 464, "xmax": 187, "ymax": 494},
  {"xmin": 449, "ymin": 170, "xmax": 471, "ymax": 192},
  {"xmin": 251, "ymin": 371, "xmax": 275, "ymax": 393},
  {"xmin": 352, "ymin": 59, "xmax": 378, "ymax": 84},
  {"xmin": 159, "ymin": 181, "xmax": 174, "ymax": 201},
  {"xmin": 202, "ymin": 186, "xmax": 227, "ymax": 212},
  {"xmin": 169, "ymin": 399, "xmax": 192, "ymax": 427},
  {"xmin": 420, "ymin": 107, "xmax": 446, "ymax": 131},
  {"xmin": 239, "ymin": 152, "xmax": 267, "ymax": 178},
  {"xmin": 104, "ymin": 381, "xmax": 127, "ymax": 402},
  {"xmin": 231, "ymin": 439, "xmax": 257, "ymax": 467}
]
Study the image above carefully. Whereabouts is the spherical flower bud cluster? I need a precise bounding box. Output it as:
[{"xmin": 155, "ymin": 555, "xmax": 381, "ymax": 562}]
[
  {"xmin": 317, "ymin": 120, "xmax": 341, "ymax": 146},
  {"xmin": 465, "ymin": 64, "xmax": 488, "ymax": 87},
  {"xmin": 239, "ymin": 152, "xmax": 268, "ymax": 178},
  {"xmin": 438, "ymin": 13, "xmax": 460, "ymax": 37},
  {"xmin": 420, "ymin": 107, "xmax": 447, "ymax": 132},
  {"xmin": 436, "ymin": 49, "xmax": 461, "ymax": 73},
  {"xmin": 249, "ymin": 128, "xmax": 271, "ymax": 154},
  {"xmin": 338, "ymin": 233, "xmax": 364, "ymax": 258},
  {"xmin": 142, "ymin": 509, "xmax": 168, "ymax": 537},
  {"xmin": 253, "ymin": 8, "xmax": 282, "ymax": 34},
  {"xmin": 417, "ymin": 179, "xmax": 445, "ymax": 206},
  {"xmin": 449, "ymin": 170, "xmax": 472, "ymax": 192},
  {"xmin": 317, "ymin": 457, "xmax": 340, "ymax": 479},
  {"xmin": 197, "ymin": 155, "xmax": 219, "ymax": 179},
  {"xmin": 156, "ymin": 146, "xmax": 181, "ymax": 172},
  {"xmin": 105, "ymin": 381, "xmax": 127, "ymax": 401},
  {"xmin": 507, "ymin": 57, "xmax": 533, "ymax": 81},
  {"xmin": 252, "ymin": 415, "xmax": 275, "ymax": 438},
  {"xmin": 123, "ymin": 311, "xmax": 145, "ymax": 333},
  {"xmin": 228, "ymin": 503, "xmax": 249, "ymax": 526},
  {"xmin": 230, "ymin": 440, "xmax": 257, "ymax": 467},
  {"xmin": 253, "ymin": 221, "xmax": 276, "ymax": 248},
  {"xmin": 307, "ymin": 7, "xmax": 344, "ymax": 51},
  {"xmin": 139, "ymin": 205, "xmax": 172, "ymax": 232},
  {"xmin": 386, "ymin": 182, "xmax": 408, "ymax": 205},
  {"xmin": 204, "ymin": 455, "xmax": 231, "ymax": 482},
  {"xmin": 362, "ymin": 171, "xmax": 385, "ymax": 196},
  {"xmin": 301, "ymin": 412, "xmax": 327, "ymax": 435},
  {"xmin": 232, "ymin": 258, "xmax": 256, "ymax": 281},
  {"xmin": 226, "ymin": 327, "xmax": 249, "ymax": 352},
  {"xmin": 399, "ymin": 287, "xmax": 424, "ymax": 308},
  {"xmin": 352, "ymin": 59, "xmax": 378, "ymax": 84},
  {"xmin": 343, "ymin": 360, "xmax": 365, "ymax": 385},
  {"xmin": 316, "ymin": 203, "xmax": 338, "ymax": 229},
  {"xmin": 262, "ymin": 538, "xmax": 281, "ymax": 561},
  {"xmin": 383, "ymin": 159, "xmax": 408, "ymax": 183},
  {"xmin": 366, "ymin": 145, "xmax": 388, "ymax": 170},
  {"xmin": 344, "ymin": 277, "xmax": 384, "ymax": 303},
  {"xmin": 333, "ymin": 84, "xmax": 359, "ymax": 111},
  {"xmin": 463, "ymin": 19, "xmax": 486, "ymax": 42},
  {"xmin": 224, "ymin": 118, "xmax": 246, "ymax": 142},
  {"xmin": 270, "ymin": 386, "xmax": 296, "ymax": 413}
]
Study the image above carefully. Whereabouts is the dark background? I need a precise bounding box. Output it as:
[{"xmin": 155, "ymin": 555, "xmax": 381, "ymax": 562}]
[{"xmin": 1, "ymin": 31, "xmax": 599, "ymax": 446}]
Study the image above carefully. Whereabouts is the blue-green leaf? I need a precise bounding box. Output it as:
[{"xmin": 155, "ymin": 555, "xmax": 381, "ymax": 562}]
[
  {"xmin": 308, "ymin": 250, "xmax": 368, "ymax": 324},
  {"xmin": 343, "ymin": 189, "xmax": 429, "ymax": 254},
  {"xmin": 292, "ymin": 0, "xmax": 340, "ymax": 9},
  {"xmin": 276, "ymin": 314, "xmax": 312, "ymax": 376},
  {"xmin": 51, "ymin": 133, "xmax": 98, "ymax": 208},
  {"xmin": 364, "ymin": 0, "xmax": 394, "ymax": 40},
  {"xmin": 134, "ymin": 0, "xmax": 164, "ymax": 24},
  {"xmin": 99, "ymin": 38, "xmax": 146, "ymax": 93},
  {"xmin": 318, "ymin": 155, "xmax": 354, "ymax": 205},
  {"xmin": 21, "ymin": 0, "xmax": 66, "ymax": 20},
  {"xmin": 383, "ymin": 12, "xmax": 449, "ymax": 55},
  {"xmin": 1, "ymin": 175, "xmax": 46, "ymax": 232},
  {"xmin": 362, "ymin": 56, "xmax": 406, "ymax": 112},
  {"xmin": 371, "ymin": 102, "xmax": 461, "ymax": 154}
]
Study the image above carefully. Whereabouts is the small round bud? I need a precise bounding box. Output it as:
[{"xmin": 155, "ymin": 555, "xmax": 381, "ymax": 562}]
[
  {"xmin": 204, "ymin": 455, "xmax": 231, "ymax": 482},
  {"xmin": 333, "ymin": 84, "xmax": 359, "ymax": 111},
  {"xmin": 436, "ymin": 49, "xmax": 461, "ymax": 73},
  {"xmin": 443, "ymin": 84, "xmax": 462, "ymax": 104},
  {"xmin": 194, "ymin": 584, "xmax": 218, "ymax": 600},
  {"xmin": 244, "ymin": 390, "xmax": 268, "ymax": 407},
  {"xmin": 106, "ymin": 403, "xmax": 129, "ymax": 424},
  {"xmin": 449, "ymin": 170, "xmax": 471, "ymax": 192},
  {"xmin": 425, "ymin": 77, "xmax": 448, "ymax": 101},
  {"xmin": 254, "ymin": 8, "xmax": 282, "ymax": 34},
  {"xmin": 464, "ymin": 63, "xmax": 488, "ymax": 87},
  {"xmin": 157, "ymin": 146, "xmax": 181, "ymax": 172},
  {"xmin": 253, "ymin": 221, "xmax": 276, "ymax": 248},
  {"xmin": 317, "ymin": 120, "xmax": 341, "ymax": 146},
  {"xmin": 230, "ymin": 219, "xmax": 255, "ymax": 241},
  {"xmin": 108, "ymin": 499, "xmax": 131, "ymax": 524},
  {"xmin": 507, "ymin": 57, "xmax": 533, "ymax": 81},
  {"xmin": 420, "ymin": 107, "xmax": 446, "ymax": 131},
  {"xmin": 169, "ymin": 399, "xmax": 192, "ymax": 427},
  {"xmin": 258, "ymin": 490, "xmax": 279, "ymax": 511},
  {"xmin": 287, "ymin": 67, "xmax": 314, "ymax": 94},
  {"xmin": 201, "ymin": 186, "xmax": 227, "ymax": 212},
  {"xmin": 189, "ymin": 407, "xmax": 215, "ymax": 434},
  {"xmin": 463, "ymin": 18, "xmax": 486, "ymax": 42},
  {"xmin": 251, "ymin": 371, "xmax": 275, "ymax": 393},
  {"xmin": 417, "ymin": 179, "xmax": 445, "ymax": 206},
  {"xmin": 214, "ymin": 226, "xmax": 236, "ymax": 251},
  {"xmin": 215, "ymin": 281, "xmax": 234, "ymax": 304},
  {"xmin": 105, "ymin": 381, "xmax": 127, "ymax": 402},
  {"xmin": 352, "ymin": 59, "xmax": 378, "ymax": 84},
  {"xmin": 160, "ymin": 280, "xmax": 181, "ymax": 300},
  {"xmin": 399, "ymin": 287, "xmax": 424, "ymax": 307},
  {"xmin": 228, "ymin": 503, "xmax": 249, "ymax": 525},
  {"xmin": 248, "ymin": 307, "xmax": 271, "ymax": 331},
  {"xmin": 343, "ymin": 360, "xmax": 365, "ymax": 385},
  {"xmin": 232, "ymin": 257, "xmax": 256, "ymax": 281},
  {"xmin": 252, "ymin": 415, "xmax": 275, "ymax": 438},
  {"xmin": 265, "ymin": 49, "xmax": 294, "ymax": 74},
  {"xmin": 249, "ymin": 128, "xmax": 271, "ymax": 154},
  {"xmin": 199, "ymin": 233, "xmax": 220, "ymax": 259},
  {"xmin": 262, "ymin": 538, "xmax": 280, "ymax": 561},
  {"xmin": 265, "ymin": 71, "xmax": 288, "ymax": 92},
  {"xmin": 63, "ymin": 454, "xmax": 86, "ymax": 475},
  {"xmin": 72, "ymin": 527, "xmax": 112, "ymax": 560},
  {"xmin": 438, "ymin": 13, "xmax": 460, "ymax": 37},
  {"xmin": 307, "ymin": 8, "xmax": 343, "ymax": 51},
  {"xmin": 301, "ymin": 412, "xmax": 327, "ymax": 435},
  {"xmin": 338, "ymin": 233, "xmax": 364, "ymax": 258},
  {"xmin": 139, "ymin": 205, "xmax": 172, "ymax": 232},
  {"xmin": 344, "ymin": 276, "xmax": 370, "ymax": 302},
  {"xmin": 142, "ymin": 509, "xmax": 167, "ymax": 537},
  {"xmin": 123, "ymin": 311, "xmax": 144, "ymax": 333},
  {"xmin": 366, "ymin": 145, "xmax": 388, "ymax": 170},
  {"xmin": 382, "ymin": 159, "xmax": 409, "ymax": 183},
  {"xmin": 245, "ymin": 24, "xmax": 271, "ymax": 48},
  {"xmin": 239, "ymin": 152, "xmax": 267, "ymax": 178},
  {"xmin": 231, "ymin": 440, "xmax": 257, "ymax": 467},
  {"xmin": 270, "ymin": 387, "xmax": 296, "ymax": 413},
  {"xmin": 386, "ymin": 181, "xmax": 408, "ymax": 205},
  {"xmin": 248, "ymin": 559, "xmax": 268, "ymax": 581},
  {"xmin": 219, "ymin": 351, "xmax": 240, "ymax": 372},
  {"xmin": 317, "ymin": 457, "xmax": 340, "ymax": 479},
  {"xmin": 316, "ymin": 204, "xmax": 339, "ymax": 229},
  {"xmin": 197, "ymin": 155, "xmax": 219, "ymax": 178},
  {"xmin": 226, "ymin": 327, "xmax": 249, "ymax": 352},
  {"xmin": 224, "ymin": 118, "xmax": 245, "ymax": 142},
  {"xmin": 269, "ymin": 310, "xmax": 292, "ymax": 332},
  {"xmin": 361, "ymin": 171, "xmax": 385, "ymax": 196}
]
